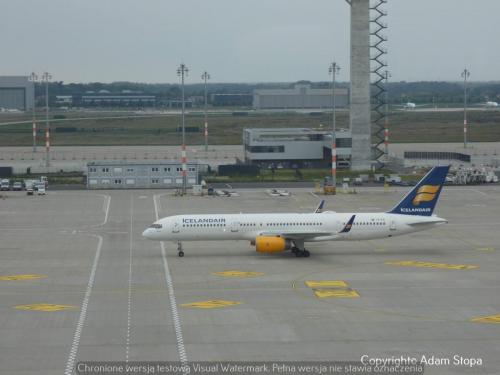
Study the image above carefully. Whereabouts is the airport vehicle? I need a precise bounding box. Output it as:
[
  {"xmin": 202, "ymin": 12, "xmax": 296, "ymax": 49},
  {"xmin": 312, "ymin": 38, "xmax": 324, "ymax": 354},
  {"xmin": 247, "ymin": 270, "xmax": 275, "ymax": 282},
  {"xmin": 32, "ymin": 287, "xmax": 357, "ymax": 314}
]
[
  {"xmin": 1, "ymin": 179, "xmax": 10, "ymax": 191},
  {"xmin": 144, "ymin": 166, "xmax": 450, "ymax": 258},
  {"xmin": 215, "ymin": 189, "xmax": 239, "ymax": 197},
  {"xmin": 24, "ymin": 179, "xmax": 36, "ymax": 190},
  {"xmin": 39, "ymin": 176, "xmax": 48, "ymax": 188},
  {"xmin": 267, "ymin": 189, "xmax": 290, "ymax": 197},
  {"xmin": 37, "ymin": 185, "xmax": 46, "ymax": 195},
  {"xmin": 26, "ymin": 186, "xmax": 34, "ymax": 195},
  {"xmin": 12, "ymin": 182, "xmax": 22, "ymax": 191}
]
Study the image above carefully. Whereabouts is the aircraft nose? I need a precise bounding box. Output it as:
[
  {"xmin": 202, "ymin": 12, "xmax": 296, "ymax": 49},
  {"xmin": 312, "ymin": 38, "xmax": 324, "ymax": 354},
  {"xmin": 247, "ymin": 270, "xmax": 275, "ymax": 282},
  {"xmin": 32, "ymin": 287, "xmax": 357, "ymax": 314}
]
[{"xmin": 142, "ymin": 228, "xmax": 153, "ymax": 239}]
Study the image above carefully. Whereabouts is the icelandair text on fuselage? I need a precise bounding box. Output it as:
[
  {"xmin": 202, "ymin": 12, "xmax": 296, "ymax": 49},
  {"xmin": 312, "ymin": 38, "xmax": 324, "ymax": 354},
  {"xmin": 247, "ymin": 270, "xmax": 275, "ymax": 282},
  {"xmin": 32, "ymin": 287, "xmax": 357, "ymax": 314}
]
[{"xmin": 182, "ymin": 218, "xmax": 226, "ymax": 224}]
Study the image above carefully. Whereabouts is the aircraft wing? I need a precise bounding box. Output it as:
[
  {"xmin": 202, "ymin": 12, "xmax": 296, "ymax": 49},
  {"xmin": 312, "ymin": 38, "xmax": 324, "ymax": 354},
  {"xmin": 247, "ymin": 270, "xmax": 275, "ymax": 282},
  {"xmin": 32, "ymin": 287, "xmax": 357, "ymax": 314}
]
[
  {"xmin": 258, "ymin": 231, "xmax": 333, "ymax": 239},
  {"xmin": 258, "ymin": 215, "xmax": 356, "ymax": 239}
]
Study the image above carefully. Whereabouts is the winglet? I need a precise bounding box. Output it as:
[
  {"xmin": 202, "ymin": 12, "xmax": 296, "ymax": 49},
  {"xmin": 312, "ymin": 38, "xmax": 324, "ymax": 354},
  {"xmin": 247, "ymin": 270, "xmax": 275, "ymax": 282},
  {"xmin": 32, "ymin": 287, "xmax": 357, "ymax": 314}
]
[
  {"xmin": 388, "ymin": 165, "xmax": 450, "ymax": 216},
  {"xmin": 314, "ymin": 200, "xmax": 325, "ymax": 213},
  {"xmin": 339, "ymin": 215, "xmax": 356, "ymax": 233}
]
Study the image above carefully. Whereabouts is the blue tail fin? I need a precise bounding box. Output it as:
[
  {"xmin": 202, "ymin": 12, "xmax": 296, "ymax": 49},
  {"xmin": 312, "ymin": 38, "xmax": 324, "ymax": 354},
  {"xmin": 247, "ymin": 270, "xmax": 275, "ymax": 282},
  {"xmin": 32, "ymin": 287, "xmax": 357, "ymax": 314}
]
[{"xmin": 388, "ymin": 166, "xmax": 450, "ymax": 216}]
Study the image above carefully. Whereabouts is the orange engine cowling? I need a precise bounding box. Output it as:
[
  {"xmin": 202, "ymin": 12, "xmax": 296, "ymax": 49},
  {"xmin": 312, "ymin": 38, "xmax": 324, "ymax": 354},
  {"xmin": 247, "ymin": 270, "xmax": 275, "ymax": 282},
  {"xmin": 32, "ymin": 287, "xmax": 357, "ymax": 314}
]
[{"xmin": 254, "ymin": 236, "xmax": 292, "ymax": 253}]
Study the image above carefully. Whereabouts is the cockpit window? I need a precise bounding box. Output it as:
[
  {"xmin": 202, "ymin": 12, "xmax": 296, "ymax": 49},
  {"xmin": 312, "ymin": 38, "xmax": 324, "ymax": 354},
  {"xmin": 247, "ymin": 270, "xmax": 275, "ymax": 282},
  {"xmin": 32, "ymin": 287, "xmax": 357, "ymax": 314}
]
[{"xmin": 149, "ymin": 223, "xmax": 162, "ymax": 229}]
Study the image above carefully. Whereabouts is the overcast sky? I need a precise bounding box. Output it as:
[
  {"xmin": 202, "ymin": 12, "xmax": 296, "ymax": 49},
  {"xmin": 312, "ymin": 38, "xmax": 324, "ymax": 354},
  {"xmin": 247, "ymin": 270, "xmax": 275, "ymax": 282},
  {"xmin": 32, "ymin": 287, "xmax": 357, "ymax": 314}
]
[{"xmin": 1, "ymin": 0, "xmax": 499, "ymax": 84}]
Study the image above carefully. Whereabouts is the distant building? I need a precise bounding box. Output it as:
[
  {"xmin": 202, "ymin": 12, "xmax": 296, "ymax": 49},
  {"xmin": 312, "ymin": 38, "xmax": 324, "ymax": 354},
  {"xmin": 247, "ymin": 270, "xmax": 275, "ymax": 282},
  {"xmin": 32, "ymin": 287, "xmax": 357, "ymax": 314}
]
[
  {"xmin": 211, "ymin": 94, "xmax": 253, "ymax": 107},
  {"xmin": 0, "ymin": 76, "xmax": 35, "ymax": 111},
  {"xmin": 55, "ymin": 95, "xmax": 73, "ymax": 106},
  {"xmin": 87, "ymin": 161, "xmax": 201, "ymax": 189},
  {"xmin": 168, "ymin": 99, "xmax": 193, "ymax": 108},
  {"xmin": 81, "ymin": 94, "xmax": 156, "ymax": 107},
  {"xmin": 244, "ymin": 128, "xmax": 352, "ymax": 168},
  {"xmin": 253, "ymin": 83, "xmax": 349, "ymax": 110}
]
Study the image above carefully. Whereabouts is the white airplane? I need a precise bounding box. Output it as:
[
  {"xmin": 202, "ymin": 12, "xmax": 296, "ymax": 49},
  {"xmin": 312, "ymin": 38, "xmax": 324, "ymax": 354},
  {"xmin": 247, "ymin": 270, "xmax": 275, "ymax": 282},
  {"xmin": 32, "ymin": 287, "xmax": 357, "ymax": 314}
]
[
  {"xmin": 478, "ymin": 101, "xmax": 499, "ymax": 108},
  {"xmin": 143, "ymin": 166, "xmax": 450, "ymax": 257},
  {"xmin": 394, "ymin": 102, "xmax": 430, "ymax": 110}
]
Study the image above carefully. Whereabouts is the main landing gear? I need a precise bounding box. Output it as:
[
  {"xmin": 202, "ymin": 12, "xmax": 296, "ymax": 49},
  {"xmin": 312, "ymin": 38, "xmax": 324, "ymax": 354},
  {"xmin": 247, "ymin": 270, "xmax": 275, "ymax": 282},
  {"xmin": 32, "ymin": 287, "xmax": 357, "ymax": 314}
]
[
  {"xmin": 292, "ymin": 248, "xmax": 310, "ymax": 257},
  {"xmin": 177, "ymin": 242, "xmax": 184, "ymax": 257},
  {"xmin": 291, "ymin": 240, "xmax": 310, "ymax": 257}
]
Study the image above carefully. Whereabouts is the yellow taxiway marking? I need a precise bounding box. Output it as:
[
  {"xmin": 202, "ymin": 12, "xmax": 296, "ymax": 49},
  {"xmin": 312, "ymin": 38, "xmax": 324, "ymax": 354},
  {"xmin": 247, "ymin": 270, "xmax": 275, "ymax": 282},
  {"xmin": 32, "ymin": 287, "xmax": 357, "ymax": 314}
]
[
  {"xmin": 180, "ymin": 300, "xmax": 242, "ymax": 309},
  {"xmin": 314, "ymin": 289, "xmax": 360, "ymax": 298},
  {"xmin": 305, "ymin": 280, "xmax": 360, "ymax": 299},
  {"xmin": 0, "ymin": 274, "xmax": 47, "ymax": 281},
  {"xmin": 13, "ymin": 304, "xmax": 76, "ymax": 312},
  {"xmin": 386, "ymin": 260, "xmax": 479, "ymax": 270},
  {"xmin": 470, "ymin": 314, "xmax": 500, "ymax": 324},
  {"xmin": 212, "ymin": 270, "xmax": 264, "ymax": 278},
  {"xmin": 305, "ymin": 280, "xmax": 348, "ymax": 288}
]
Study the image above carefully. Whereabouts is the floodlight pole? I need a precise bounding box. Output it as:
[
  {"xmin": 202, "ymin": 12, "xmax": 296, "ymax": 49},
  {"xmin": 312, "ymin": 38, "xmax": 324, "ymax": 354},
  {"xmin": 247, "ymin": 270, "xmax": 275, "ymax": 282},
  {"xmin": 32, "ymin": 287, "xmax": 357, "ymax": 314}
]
[
  {"xmin": 42, "ymin": 72, "xmax": 52, "ymax": 168},
  {"xmin": 329, "ymin": 62, "xmax": 340, "ymax": 191},
  {"xmin": 461, "ymin": 68, "xmax": 470, "ymax": 148},
  {"xmin": 29, "ymin": 72, "xmax": 38, "ymax": 153},
  {"xmin": 202, "ymin": 71, "xmax": 210, "ymax": 152},
  {"xmin": 384, "ymin": 70, "xmax": 391, "ymax": 156},
  {"xmin": 177, "ymin": 63, "xmax": 189, "ymax": 194}
]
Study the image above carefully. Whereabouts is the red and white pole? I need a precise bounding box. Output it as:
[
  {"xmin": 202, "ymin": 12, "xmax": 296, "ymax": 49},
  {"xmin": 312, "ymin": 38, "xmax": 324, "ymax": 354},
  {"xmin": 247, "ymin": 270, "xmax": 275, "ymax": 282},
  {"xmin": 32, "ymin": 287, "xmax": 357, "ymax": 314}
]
[
  {"xmin": 384, "ymin": 123, "xmax": 389, "ymax": 156},
  {"xmin": 331, "ymin": 141, "xmax": 337, "ymax": 186},
  {"xmin": 45, "ymin": 127, "xmax": 50, "ymax": 167},
  {"xmin": 463, "ymin": 118, "xmax": 467, "ymax": 148},
  {"xmin": 204, "ymin": 122, "xmax": 208, "ymax": 151},
  {"xmin": 45, "ymin": 127, "xmax": 50, "ymax": 152},
  {"xmin": 181, "ymin": 143, "xmax": 187, "ymax": 179},
  {"xmin": 32, "ymin": 122, "xmax": 37, "ymax": 152}
]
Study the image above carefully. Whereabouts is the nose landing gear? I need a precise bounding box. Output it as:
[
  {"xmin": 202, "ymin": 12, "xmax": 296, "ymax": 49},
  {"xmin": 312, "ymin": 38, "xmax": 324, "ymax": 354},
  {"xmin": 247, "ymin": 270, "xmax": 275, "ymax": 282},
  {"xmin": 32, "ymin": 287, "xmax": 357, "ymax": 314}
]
[{"xmin": 177, "ymin": 242, "xmax": 184, "ymax": 257}]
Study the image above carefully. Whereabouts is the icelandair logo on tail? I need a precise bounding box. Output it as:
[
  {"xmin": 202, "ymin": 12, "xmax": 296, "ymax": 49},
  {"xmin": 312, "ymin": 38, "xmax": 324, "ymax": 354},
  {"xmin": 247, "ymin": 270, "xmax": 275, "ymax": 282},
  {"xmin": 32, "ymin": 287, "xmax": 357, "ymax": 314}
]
[{"xmin": 412, "ymin": 185, "xmax": 440, "ymax": 206}]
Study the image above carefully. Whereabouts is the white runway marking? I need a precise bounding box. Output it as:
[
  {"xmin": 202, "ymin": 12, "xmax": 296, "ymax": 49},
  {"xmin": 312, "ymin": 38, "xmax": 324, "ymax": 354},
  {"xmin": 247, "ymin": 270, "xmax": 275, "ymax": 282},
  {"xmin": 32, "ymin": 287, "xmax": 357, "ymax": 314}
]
[
  {"xmin": 154, "ymin": 194, "xmax": 188, "ymax": 365},
  {"xmin": 64, "ymin": 234, "xmax": 103, "ymax": 375},
  {"xmin": 93, "ymin": 194, "xmax": 111, "ymax": 228},
  {"xmin": 126, "ymin": 196, "xmax": 133, "ymax": 362}
]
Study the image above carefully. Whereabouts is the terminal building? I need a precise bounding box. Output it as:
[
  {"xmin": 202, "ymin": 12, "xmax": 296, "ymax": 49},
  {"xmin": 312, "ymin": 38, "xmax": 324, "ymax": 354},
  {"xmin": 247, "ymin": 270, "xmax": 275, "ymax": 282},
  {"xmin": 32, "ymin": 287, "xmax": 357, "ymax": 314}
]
[
  {"xmin": 81, "ymin": 95, "xmax": 156, "ymax": 107},
  {"xmin": 253, "ymin": 83, "xmax": 349, "ymax": 110},
  {"xmin": 87, "ymin": 161, "xmax": 201, "ymax": 189},
  {"xmin": 0, "ymin": 76, "xmax": 35, "ymax": 111},
  {"xmin": 244, "ymin": 128, "xmax": 352, "ymax": 168},
  {"xmin": 211, "ymin": 94, "xmax": 253, "ymax": 107}
]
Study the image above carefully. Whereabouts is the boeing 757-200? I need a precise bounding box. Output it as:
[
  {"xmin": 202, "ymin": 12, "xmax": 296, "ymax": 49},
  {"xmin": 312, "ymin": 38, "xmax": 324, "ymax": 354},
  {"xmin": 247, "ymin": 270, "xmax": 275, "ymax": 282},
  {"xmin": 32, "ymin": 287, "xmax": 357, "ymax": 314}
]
[{"xmin": 143, "ymin": 166, "xmax": 450, "ymax": 257}]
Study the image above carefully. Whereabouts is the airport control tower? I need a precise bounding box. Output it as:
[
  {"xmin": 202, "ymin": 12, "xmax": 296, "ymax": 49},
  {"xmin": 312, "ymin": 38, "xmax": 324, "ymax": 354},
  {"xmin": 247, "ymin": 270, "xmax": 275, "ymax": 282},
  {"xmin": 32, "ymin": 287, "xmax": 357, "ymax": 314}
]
[{"xmin": 347, "ymin": 0, "xmax": 372, "ymax": 170}]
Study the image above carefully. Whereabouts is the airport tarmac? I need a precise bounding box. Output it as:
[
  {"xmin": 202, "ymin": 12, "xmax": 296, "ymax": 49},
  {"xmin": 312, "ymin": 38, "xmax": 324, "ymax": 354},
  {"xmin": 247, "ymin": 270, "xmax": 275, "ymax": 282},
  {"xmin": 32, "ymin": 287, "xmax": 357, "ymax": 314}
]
[{"xmin": 0, "ymin": 186, "xmax": 499, "ymax": 374}]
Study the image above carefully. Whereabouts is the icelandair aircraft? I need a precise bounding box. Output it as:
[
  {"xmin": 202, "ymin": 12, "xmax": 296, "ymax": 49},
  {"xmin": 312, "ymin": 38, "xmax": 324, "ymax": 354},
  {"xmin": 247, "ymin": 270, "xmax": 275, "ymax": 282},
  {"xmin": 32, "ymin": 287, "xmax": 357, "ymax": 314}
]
[{"xmin": 143, "ymin": 166, "xmax": 450, "ymax": 257}]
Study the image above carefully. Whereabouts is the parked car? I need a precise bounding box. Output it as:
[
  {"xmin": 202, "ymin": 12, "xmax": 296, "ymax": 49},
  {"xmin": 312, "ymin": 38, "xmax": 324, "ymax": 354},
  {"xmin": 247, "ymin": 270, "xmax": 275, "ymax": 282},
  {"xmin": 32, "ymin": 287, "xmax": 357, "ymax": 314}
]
[
  {"xmin": 0, "ymin": 179, "xmax": 10, "ymax": 191},
  {"xmin": 37, "ymin": 185, "xmax": 46, "ymax": 195},
  {"xmin": 12, "ymin": 182, "xmax": 22, "ymax": 191}
]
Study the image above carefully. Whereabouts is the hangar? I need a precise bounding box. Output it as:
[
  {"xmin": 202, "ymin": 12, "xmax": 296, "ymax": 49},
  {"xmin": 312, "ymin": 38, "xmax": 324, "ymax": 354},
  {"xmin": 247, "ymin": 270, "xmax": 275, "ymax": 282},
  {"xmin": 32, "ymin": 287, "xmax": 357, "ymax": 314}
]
[
  {"xmin": 253, "ymin": 83, "xmax": 349, "ymax": 110},
  {"xmin": 0, "ymin": 76, "xmax": 35, "ymax": 111}
]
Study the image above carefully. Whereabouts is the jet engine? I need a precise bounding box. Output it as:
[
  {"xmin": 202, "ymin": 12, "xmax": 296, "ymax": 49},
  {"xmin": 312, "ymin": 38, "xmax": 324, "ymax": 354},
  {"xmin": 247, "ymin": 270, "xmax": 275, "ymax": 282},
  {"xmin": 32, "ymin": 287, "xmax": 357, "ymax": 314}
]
[{"xmin": 253, "ymin": 236, "xmax": 292, "ymax": 253}]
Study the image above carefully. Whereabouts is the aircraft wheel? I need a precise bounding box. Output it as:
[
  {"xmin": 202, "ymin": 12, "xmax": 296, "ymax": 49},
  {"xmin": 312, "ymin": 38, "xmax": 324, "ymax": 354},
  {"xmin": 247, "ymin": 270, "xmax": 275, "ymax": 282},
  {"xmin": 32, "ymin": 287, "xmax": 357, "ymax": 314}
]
[
  {"xmin": 303, "ymin": 250, "xmax": 310, "ymax": 257},
  {"xmin": 178, "ymin": 251, "xmax": 184, "ymax": 257}
]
